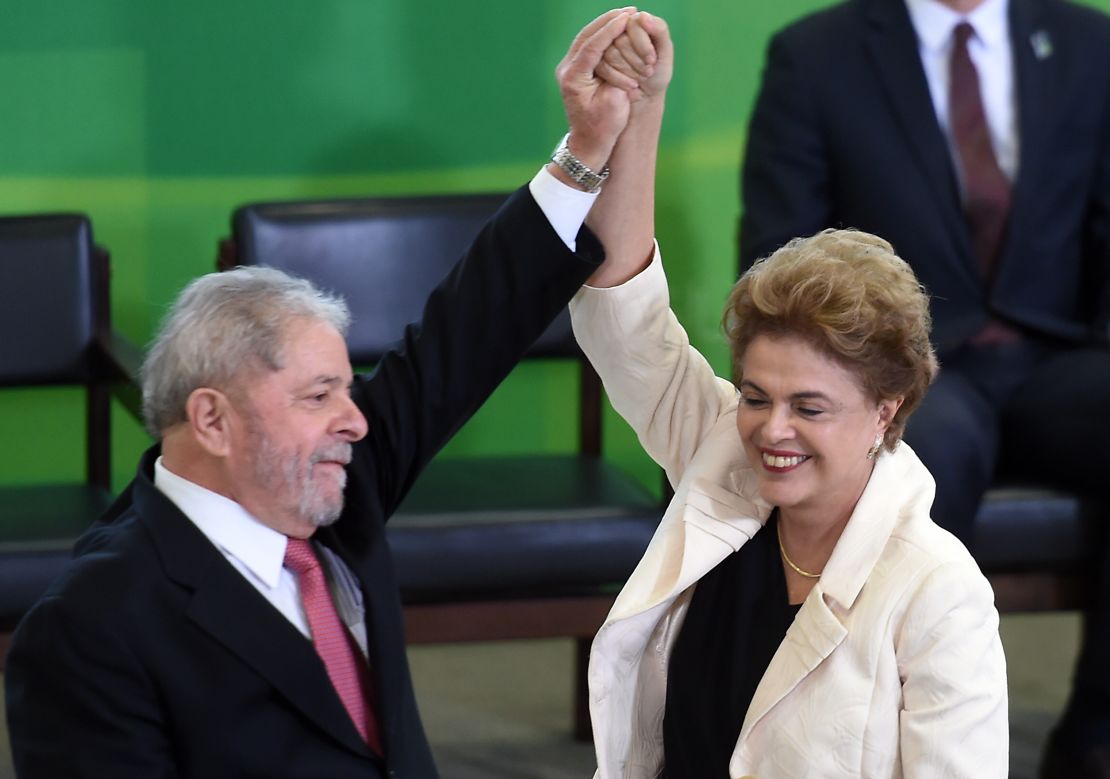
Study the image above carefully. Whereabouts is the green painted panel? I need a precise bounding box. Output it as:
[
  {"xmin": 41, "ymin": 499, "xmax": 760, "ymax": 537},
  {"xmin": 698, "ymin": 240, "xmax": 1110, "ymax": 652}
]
[
  {"xmin": 2, "ymin": 0, "xmax": 1108, "ymax": 501},
  {"xmin": 142, "ymin": 1, "xmax": 555, "ymax": 175},
  {"xmin": 0, "ymin": 387, "xmax": 86, "ymax": 485},
  {"xmin": 0, "ymin": 0, "xmax": 139, "ymax": 48},
  {"xmin": 0, "ymin": 48, "xmax": 145, "ymax": 176}
]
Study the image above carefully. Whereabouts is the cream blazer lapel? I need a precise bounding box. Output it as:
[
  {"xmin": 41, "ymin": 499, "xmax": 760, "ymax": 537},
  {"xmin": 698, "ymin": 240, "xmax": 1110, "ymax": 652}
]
[
  {"xmin": 738, "ymin": 447, "xmax": 929, "ymax": 742},
  {"xmin": 589, "ymin": 419, "xmax": 770, "ymax": 778},
  {"xmin": 609, "ymin": 434, "xmax": 769, "ymax": 622}
]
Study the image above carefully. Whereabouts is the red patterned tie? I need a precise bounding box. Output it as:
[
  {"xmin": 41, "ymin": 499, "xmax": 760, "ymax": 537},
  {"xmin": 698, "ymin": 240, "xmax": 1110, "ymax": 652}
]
[
  {"xmin": 950, "ymin": 21, "xmax": 1011, "ymax": 281},
  {"xmin": 284, "ymin": 538, "xmax": 382, "ymax": 754}
]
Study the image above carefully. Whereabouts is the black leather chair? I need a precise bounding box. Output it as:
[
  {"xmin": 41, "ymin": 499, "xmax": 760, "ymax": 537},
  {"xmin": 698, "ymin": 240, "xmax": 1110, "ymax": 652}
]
[
  {"xmin": 218, "ymin": 192, "xmax": 663, "ymax": 737},
  {"xmin": 972, "ymin": 485, "xmax": 1105, "ymax": 612},
  {"xmin": 0, "ymin": 214, "xmax": 142, "ymax": 663}
]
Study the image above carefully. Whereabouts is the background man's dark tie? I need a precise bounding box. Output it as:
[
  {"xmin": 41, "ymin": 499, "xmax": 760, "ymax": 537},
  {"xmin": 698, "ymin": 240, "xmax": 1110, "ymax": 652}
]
[{"xmin": 950, "ymin": 21, "xmax": 1012, "ymax": 282}]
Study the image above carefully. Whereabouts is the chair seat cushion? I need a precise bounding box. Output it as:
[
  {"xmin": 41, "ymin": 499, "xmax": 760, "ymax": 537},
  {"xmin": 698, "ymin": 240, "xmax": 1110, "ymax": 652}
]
[
  {"xmin": 0, "ymin": 483, "xmax": 111, "ymax": 627},
  {"xmin": 389, "ymin": 455, "xmax": 661, "ymax": 601},
  {"xmin": 971, "ymin": 486, "xmax": 1105, "ymax": 571}
]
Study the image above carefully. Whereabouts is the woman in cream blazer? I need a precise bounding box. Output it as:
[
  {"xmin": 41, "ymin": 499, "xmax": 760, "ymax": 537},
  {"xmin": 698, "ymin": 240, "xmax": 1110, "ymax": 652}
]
[
  {"xmin": 566, "ymin": 13, "xmax": 1007, "ymax": 777},
  {"xmin": 570, "ymin": 251, "xmax": 1008, "ymax": 777}
]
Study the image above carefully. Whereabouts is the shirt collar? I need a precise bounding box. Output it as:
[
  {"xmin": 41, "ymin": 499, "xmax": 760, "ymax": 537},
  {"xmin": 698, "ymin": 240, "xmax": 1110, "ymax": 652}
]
[
  {"xmin": 905, "ymin": 0, "xmax": 1010, "ymax": 52},
  {"xmin": 154, "ymin": 456, "xmax": 289, "ymax": 589}
]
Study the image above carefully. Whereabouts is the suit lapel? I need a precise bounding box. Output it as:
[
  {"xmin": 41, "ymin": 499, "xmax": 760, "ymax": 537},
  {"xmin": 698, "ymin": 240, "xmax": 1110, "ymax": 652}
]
[
  {"xmin": 133, "ymin": 461, "xmax": 374, "ymax": 759},
  {"xmin": 998, "ymin": 0, "xmax": 1053, "ymax": 278},
  {"xmin": 862, "ymin": 0, "xmax": 977, "ymax": 283},
  {"xmin": 185, "ymin": 564, "xmax": 373, "ymax": 758}
]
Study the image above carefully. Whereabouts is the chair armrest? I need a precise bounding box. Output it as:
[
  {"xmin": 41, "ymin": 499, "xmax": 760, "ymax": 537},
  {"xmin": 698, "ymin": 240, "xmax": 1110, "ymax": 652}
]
[{"xmin": 95, "ymin": 329, "xmax": 144, "ymax": 424}]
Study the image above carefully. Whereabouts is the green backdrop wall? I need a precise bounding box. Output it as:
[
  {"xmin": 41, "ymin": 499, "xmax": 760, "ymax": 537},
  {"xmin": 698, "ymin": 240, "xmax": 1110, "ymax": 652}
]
[{"xmin": 2, "ymin": 0, "xmax": 1108, "ymax": 496}]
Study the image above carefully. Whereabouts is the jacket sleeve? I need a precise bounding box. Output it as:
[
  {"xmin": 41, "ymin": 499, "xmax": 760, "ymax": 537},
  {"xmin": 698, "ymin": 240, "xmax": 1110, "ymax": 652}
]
[
  {"xmin": 896, "ymin": 561, "xmax": 1009, "ymax": 778},
  {"xmin": 569, "ymin": 248, "xmax": 737, "ymax": 487},
  {"xmin": 352, "ymin": 184, "xmax": 604, "ymax": 516},
  {"xmin": 5, "ymin": 595, "xmax": 178, "ymax": 779},
  {"xmin": 739, "ymin": 29, "xmax": 832, "ymax": 271}
]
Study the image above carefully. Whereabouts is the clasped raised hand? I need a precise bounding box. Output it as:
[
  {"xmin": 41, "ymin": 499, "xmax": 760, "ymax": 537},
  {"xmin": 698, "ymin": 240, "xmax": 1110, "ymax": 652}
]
[{"xmin": 555, "ymin": 8, "xmax": 642, "ymax": 174}]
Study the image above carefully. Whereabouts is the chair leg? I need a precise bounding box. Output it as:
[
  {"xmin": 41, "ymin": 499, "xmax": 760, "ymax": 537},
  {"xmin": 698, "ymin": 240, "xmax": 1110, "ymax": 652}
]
[
  {"xmin": 0, "ymin": 631, "xmax": 12, "ymax": 673},
  {"xmin": 574, "ymin": 636, "xmax": 593, "ymax": 742}
]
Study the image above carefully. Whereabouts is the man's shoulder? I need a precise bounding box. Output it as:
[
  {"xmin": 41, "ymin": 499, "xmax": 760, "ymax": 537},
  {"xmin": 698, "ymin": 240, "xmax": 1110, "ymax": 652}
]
[
  {"xmin": 1045, "ymin": 0, "xmax": 1110, "ymax": 26},
  {"xmin": 1046, "ymin": 0, "xmax": 1110, "ymax": 48},
  {"xmin": 773, "ymin": 0, "xmax": 867, "ymax": 48},
  {"xmin": 12, "ymin": 458, "xmax": 189, "ymax": 656},
  {"xmin": 9, "ymin": 530, "xmax": 156, "ymax": 667},
  {"xmin": 763, "ymin": 0, "xmax": 876, "ymax": 78},
  {"xmin": 40, "ymin": 501, "xmax": 162, "ymax": 614}
]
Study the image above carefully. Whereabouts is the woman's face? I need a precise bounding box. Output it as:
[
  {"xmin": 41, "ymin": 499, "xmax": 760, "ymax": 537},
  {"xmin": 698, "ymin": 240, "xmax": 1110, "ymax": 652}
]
[{"xmin": 736, "ymin": 333, "xmax": 900, "ymax": 524}]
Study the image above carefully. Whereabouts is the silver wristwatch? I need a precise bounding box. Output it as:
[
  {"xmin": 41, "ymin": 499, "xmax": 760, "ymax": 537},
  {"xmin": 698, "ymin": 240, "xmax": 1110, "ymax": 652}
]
[{"xmin": 550, "ymin": 133, "xmax": 610, "ymax": 194}]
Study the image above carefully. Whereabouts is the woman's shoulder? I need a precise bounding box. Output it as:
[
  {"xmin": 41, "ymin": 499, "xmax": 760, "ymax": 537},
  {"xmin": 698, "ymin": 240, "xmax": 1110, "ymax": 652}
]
[{"xmin": 880, "ymin": 518, "xmax": 995, "ymax": 622}]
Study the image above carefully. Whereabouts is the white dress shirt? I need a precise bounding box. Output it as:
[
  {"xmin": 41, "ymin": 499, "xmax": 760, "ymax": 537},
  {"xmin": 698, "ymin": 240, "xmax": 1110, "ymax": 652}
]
[
  {"xmin": 530, "ymin": 164, "xmax": 599, "ymax": 251},
  {"xmin": 905, "ymin": 0, "xmax": 1019, "ymax": 185},
  {"xmin": 154, "ymin": 457, "xmax": 371, "ymax": 656}
]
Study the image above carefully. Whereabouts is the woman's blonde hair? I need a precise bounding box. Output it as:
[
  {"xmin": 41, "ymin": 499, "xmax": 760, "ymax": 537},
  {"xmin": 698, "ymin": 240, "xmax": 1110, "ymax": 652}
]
[{"xmin": 723, "ymin": 229, "xmax": 938, "ymax": 451}]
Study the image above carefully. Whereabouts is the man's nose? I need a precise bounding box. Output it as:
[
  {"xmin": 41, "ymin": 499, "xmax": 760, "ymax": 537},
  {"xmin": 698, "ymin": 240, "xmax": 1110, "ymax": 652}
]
[{"xmin": 337, "ymin": 394, "xmax": 368, "ymax": 442}]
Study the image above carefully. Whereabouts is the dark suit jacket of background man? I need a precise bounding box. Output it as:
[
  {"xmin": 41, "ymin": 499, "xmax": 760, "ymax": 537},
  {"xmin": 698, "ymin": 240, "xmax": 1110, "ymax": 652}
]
[
  {"xmin": 4, "ymin": 186, "xmax": 604, "ymax": 779},
  {"xmin": 739, "ymin": 0, "xmax": 1110, "ymax": 357}
]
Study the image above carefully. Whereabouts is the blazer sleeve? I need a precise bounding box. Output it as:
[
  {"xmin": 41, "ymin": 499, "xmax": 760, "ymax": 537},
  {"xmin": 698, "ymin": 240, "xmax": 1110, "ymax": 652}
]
[
  {"xmin": 5, "ymin": 595, "xmax": 178, "ymax": 779},
  {"xmin": 352, "ymin": 184, "xmax": 604, "ymax": 516},
  {"xmin": 896, "ymin": 560, "xmax": 1009, "ymax": 778},
  {"xmin": 569, "ymin": 248, "xmax": 738, "ymax": 486},
  {"xmin": 739, "ymin": 29, "xmax": 832, "ymax": 271}
]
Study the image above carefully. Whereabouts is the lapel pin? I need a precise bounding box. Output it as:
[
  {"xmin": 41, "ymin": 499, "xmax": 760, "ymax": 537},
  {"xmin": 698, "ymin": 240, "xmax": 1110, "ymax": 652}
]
[{"xmin": 1030, "ymin": 29, "xmax": 1053, "ymax": 60}]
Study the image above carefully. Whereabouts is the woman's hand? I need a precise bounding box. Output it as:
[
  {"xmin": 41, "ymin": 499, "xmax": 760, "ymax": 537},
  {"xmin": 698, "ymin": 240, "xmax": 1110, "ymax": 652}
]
[{"xmin": 596, "ymin": 12, "xmax": 673, "ymax": 105}]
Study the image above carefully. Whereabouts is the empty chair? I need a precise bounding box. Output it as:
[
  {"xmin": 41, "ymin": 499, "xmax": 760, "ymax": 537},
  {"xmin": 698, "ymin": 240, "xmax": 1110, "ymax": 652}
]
[
  {"xmin": 972, "ymin": 485, "xmax": 1105, "ymax": 612},
  {"xmin": 0, "ymin": 214, "xmax": 141, "ymax": 656}
]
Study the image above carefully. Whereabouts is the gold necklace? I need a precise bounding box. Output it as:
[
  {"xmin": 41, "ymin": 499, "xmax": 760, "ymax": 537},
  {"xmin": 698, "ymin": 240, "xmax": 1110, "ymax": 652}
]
[{"xmin": 777, "ymin": 522, "xmax": 822, "ymax": 579}]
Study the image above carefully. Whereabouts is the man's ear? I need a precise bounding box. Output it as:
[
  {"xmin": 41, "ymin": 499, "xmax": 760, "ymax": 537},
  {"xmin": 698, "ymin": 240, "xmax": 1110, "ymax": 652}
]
[{"xmin": 184, "ymin": 387, "xmax": 235, "ymax": 457}]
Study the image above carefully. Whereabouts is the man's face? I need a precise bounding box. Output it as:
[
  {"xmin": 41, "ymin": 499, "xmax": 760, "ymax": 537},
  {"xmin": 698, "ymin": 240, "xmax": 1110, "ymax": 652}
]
[{"xmin": 228, "ymin": 318, "xmax": 368, "ymax": 538}]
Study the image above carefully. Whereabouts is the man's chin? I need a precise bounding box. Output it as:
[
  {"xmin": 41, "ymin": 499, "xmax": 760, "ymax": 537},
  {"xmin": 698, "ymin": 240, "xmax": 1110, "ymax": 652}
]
[
  {"xmin": 312, "ymin": 512, "xmax": 341, "ymax": 528},
  {"xmin": 309, "ymin": 501, "xmax": 344, "ymax": 528}
]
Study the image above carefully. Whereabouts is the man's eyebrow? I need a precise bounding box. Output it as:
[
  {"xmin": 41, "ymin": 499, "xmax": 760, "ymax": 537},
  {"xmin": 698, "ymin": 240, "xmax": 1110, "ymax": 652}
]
[{"xmin": 296, "ymin": 375, "xmax": 344, "ymax": 392}]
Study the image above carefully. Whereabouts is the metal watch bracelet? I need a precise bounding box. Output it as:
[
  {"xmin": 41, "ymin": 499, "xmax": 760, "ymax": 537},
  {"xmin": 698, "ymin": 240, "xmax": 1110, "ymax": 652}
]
[{"xmin": 550, "ymin": 133, "xmax": 610, "ymax": 194}]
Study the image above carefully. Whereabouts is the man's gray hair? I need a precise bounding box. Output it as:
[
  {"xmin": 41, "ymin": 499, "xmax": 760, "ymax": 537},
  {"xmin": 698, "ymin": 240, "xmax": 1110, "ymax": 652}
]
[{"xmin": 141, "ymin": 266, "xmax": 350, "ymax": 437}]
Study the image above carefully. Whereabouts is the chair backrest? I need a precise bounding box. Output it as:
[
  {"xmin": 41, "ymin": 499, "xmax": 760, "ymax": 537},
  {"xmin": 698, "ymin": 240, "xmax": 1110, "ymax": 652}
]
[
  {"xmin": 221, "ymin": 193, "xmax": 578, "ymax": 363},
  {"xmin": 0, "ymin": 213, "xmax": 112, "ymax": 487},
  {"xmin": 0, "ymin": 214, "xmax": 105, "ymax": 385},
  {"xmin": 219, "ymin": 192, "xmax": 601, "ymax": 452}
]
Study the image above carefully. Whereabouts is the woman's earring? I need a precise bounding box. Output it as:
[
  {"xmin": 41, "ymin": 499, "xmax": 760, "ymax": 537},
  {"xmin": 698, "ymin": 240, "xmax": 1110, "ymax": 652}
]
[{"xmin": 867, "ymin": 433, "xmax": 883, "ymax": 460}]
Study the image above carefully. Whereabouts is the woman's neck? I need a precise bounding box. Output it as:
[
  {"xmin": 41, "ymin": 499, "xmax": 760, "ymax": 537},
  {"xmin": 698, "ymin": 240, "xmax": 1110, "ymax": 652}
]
[{"xmin": 777, "ymin": 478, "xmax": 867, "ymax": 603}]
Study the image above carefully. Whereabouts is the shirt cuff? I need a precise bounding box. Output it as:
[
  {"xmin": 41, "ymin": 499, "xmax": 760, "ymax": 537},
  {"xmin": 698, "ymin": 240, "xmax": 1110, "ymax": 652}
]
[{"xmin": 528, "ymin": 165, "xmax": 599, "ymax": 252}]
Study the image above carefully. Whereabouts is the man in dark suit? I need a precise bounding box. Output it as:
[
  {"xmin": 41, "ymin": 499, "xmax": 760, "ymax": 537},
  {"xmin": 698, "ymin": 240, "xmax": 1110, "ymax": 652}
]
[
  {"xmin": 4, "ymin": 9, "xmax": 650, "ymax": 777},
  {"xmin": 739, "ymin": 0, "xmax": 1110, "ymax": 773}
]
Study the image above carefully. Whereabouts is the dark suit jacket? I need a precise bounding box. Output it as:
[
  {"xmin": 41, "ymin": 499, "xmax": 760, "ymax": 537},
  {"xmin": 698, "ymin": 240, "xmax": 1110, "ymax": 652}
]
[
  {"xmin": 740, "ymin": 0, "xmax": 1110, "ymax": 356},
  {"xmin": 4, "ymin": 186, "xmax": 604, "ymax": 778}
]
